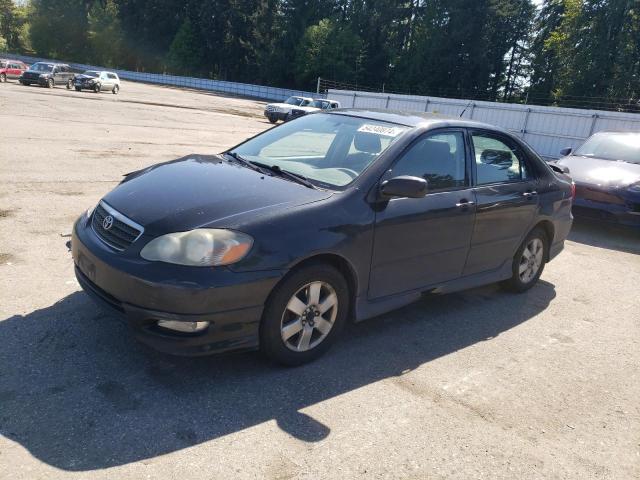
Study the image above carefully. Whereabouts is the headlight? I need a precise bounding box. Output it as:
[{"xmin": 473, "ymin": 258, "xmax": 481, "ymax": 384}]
[{"xmin": 140, "ymin": 229, "xmax": 253, "ymax": 266}]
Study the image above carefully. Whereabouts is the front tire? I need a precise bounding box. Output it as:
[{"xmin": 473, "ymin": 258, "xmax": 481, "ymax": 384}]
[
  {"xmin": 66, "ymin": 79, "xmax": 73, "ymax": 89},
  {"xmin": 46, "ymin": 78, "xmax": 54, "ymax": 88},
  {"xmin": 112, "ymin": 84, "xmax": 119, "ymax": 94},
  {"xmin": 93, "ymin": 83, "xmax": 101, "ymax": 93},
  {"xmin": 260, "ymin": 263, "xmax": 349, "ymax": 366},
  {"xmin": 267, "ymin": 114, "xmax": 278, "ymax": 124},
  {"xmin": 501, "ymin": 227, "xmax": 548, "ymax": 293},
  {"xmin": 75, "ymin": 86, "xmax": 81, "ymax": 92}
]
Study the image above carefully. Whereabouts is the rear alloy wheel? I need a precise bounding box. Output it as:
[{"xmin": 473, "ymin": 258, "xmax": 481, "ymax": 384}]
[
  {"xmin": 501, "ymin": 227, "xmax": 548, "ymax": 293},
  {"xmin": 112, "ymin": 84, "xmax": 119, "ymax": 94},
  {"xmin": 66, "ymin": 79, "xmax": 73, "ymax": 89},
  {"xmin": 46, "ymin": 78, "xmax": 54, "ymax": 88},
  {"xmin": 0, "ymin": 73, "xmax": 6, "ymax": 83},
  {"xmin": 261, "ymin": 264, "xmax": 349, "ymax": 365}
]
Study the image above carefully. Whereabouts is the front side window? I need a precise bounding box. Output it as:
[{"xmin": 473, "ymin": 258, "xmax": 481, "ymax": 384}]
[
  {"xmin": 387, "ymin": 131, "xmax": 467, "ymax": 191},
  {"xmin": 107, "ymin": 73, "xmax": 117, "ymax": 79},
  {"xmin": 472, "ymin": 133, "xmax": 528, "ymax": 185},
  {"xmin": 231, "ymin": 114, "xmax": 409, "ymax": 188}
]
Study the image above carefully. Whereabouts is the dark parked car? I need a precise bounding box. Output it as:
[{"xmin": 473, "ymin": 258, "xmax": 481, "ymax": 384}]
[
  {"xmin": 72, "ymin": 110, "xmax": 573, "ymax": 365},
  {"xmin": 554, "ymin": 131, "xmax": 640, "ymax": 227},
  {"xmin": 19, "ymin": 62, "xmax": 75, "ymax": 89},
  {"xmin": 0, "ymin": 59, "xmax": 28, "ymax": 82}
]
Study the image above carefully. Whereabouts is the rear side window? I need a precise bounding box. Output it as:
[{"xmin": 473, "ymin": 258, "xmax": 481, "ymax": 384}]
[
  {"xmin": 388, "ymin": 131, "xmax": 467, "ymax": 191},
  {"xmin": 107, "ymin": 73, "xmax": 117, "ymax": 79},
  {"xmin": 472, "ymin": 133, "xmax": 529, "ymax": 185}
]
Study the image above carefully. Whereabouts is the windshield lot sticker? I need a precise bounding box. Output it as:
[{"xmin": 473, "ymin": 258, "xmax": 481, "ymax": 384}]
[{"xmin": 357, "ymin": 124, "xmax": 405, "ymax": 137}]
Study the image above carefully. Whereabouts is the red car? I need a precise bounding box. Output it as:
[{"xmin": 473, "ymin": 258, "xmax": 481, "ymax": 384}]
[{"xmin": 0, "ymin": 59, "xmax": 28, "ymax": 82}]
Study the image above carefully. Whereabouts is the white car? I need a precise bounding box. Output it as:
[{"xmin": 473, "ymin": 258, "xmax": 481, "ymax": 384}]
[
  {"xmin": 264, "ymin": 96, "xmax": 313, "ymax": 123},
  {"xmin": 286, "ymin": 99, "xmax": 341, "ymax": 120},
  {"xmin": 73, "ymin": 70, "xmax": 121, "ymax": 94}
]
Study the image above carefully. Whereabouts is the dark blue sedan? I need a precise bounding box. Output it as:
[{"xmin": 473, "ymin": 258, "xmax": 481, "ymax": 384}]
[
  {"xmin": 555, "ymin": 131, "xmax": 640, "ymax": 227},
  {"xmin": 72, "ymin": 110, "xmax": 574, "ymax": 364}
]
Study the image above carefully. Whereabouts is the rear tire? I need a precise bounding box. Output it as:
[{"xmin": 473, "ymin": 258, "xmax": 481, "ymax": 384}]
[
  {"xmin": 500, "ymin": 227, "xmax": 548, "ymax": 293},
  {"xmin": 260, "ymin": 263, "xmax": 349, "ymax": 366},
  {"xmin": 66, "ymin": 79, "xmax": 73, "ymax": 89},
  {"xmin": 112, "ymin": 84, "xmax": 119, "ymax": 94},
  {"xmin": 0, "ymin": 74, "xmax": 6, "ymax": 83}
]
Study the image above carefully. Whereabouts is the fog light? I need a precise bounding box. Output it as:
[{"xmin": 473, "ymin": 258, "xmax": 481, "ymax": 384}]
[{"xmin": 157, "ymin": 320, "xmax": 209, "ymax": 333}]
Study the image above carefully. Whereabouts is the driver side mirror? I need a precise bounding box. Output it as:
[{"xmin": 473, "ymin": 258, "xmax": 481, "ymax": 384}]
[
  {"xmin": 559, "ymin": 147, "xmax": 572, "ymax": 156},
  {"xmin": 380, "ymin": 176, "xmax": 428, "ymax": 199}
]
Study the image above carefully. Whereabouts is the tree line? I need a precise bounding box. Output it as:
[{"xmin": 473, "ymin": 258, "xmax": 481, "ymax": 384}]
[{"xmin": 1, "ymin": 1, "xmax": 639, "ymax": 110}]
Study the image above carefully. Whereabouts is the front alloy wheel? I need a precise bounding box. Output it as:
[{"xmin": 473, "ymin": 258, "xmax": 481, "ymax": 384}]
[
  {"xmin": 281, "ymin": 281, "xmax": 338, "ymax": 352},
  {"xmin": 261, "ymin": 263, "xmax": 349, "ymax": 365}
]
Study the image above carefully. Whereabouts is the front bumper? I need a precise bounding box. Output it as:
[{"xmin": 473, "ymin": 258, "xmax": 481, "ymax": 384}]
[
  {"xmin": 573, "ymin": 192, "xmax": 640, "ymax": 228},
  {"xmin": 72, "ymin": 218, "xmax": 285, "ymax": 356},
  {"xmin": 264, "ymin": 110, "xmax": 287, "ymax": 121}
]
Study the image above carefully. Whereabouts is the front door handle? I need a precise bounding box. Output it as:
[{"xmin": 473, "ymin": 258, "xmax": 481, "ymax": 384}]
[
  {"xmin": 456, "ymin": 199, "xmax": 476, "ymax": 208},
  {"xmin": 523, "ymin": 191, "xmax": 538, "ymax": 198}
]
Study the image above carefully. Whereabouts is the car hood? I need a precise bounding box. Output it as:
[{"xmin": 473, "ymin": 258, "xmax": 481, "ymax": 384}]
[
  {"xmin": 557, "ymin": 155, "xmax": 640, "ymax": 187},
  {"xmin": 102, "ymin": 154, "xmax": 333, "ymax": 235},
  {"xmin": 267, "ymin": 103, "xmax": 296, "ymax": 109}
]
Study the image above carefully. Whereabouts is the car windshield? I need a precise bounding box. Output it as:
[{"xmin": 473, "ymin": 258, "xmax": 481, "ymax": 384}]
[
  {"xmin": 230, "ymin": 113, "xmax": 409, "ymax": 188},
  {"xmin": 30, "ymin": 63, "xmax": 54, "ymax": 72},
  {"xmin": 311, "ymin": 100, "xmax": 330, "ymax": 109},
  {"xmin": 83, "ymin": 71, "xmax": 100, "ymax": 77},
  {"xmin": 574, "ymin": 133, "xmax": 640, "ymax": 164},
  {"xmin": 284, "ymin": 97, "xmax": 304, "ymax": 106}
]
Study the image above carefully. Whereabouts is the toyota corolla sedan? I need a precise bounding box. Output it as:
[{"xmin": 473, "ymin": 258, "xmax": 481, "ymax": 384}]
[
  {"xmin": 73, "ymin": 110, "xmax": 573, "ymax": 365},
  {"xmin": 555, "ymin": 131, "xmax": 640, "ymax": 227}
]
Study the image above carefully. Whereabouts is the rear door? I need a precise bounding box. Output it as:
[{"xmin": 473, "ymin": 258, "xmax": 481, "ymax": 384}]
[
  {"xmin": 369, "ymin": 129, "xmax": 476, "ymax": 298},
  {"xmin": 463, "ymin": 130, "xmax": 539, "ymax": 276},
  {"xmin": 7, "ymin": 63, "xmax": 21, "ymax": 78}
]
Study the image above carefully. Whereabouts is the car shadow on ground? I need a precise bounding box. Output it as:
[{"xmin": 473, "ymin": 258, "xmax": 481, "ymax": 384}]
[
  {"xmin": 0, "ymin": 281, "xmax": 556, "ymax": 471},
  {"xmin": 568, "ymin": 218, "xmax": 640, "ymax": 255}
]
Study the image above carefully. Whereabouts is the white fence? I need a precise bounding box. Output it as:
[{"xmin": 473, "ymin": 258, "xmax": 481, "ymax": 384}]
[
  {"xmin": 328, "ymin": 89, "xmax": 640, "ymax": 159},
  {"xmin": 2, "ymin": 53, "xmax": 318, "ymax": 102}
]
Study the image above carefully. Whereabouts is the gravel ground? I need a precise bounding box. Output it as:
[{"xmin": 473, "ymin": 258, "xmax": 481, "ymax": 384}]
[{"xmin": 1, "ymin": 80, "xmax": 639, "ymax": 480}]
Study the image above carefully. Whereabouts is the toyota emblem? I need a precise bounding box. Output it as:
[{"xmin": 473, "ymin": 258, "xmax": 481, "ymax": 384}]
[{"xmin": 102, "ymin": 215, "xmax": 114, "ymax": 230}]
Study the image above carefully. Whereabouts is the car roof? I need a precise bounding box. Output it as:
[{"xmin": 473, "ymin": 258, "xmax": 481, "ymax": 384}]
[{"xmin": 327, "ymin": 108, "xmax": 510, "ymax": 133}]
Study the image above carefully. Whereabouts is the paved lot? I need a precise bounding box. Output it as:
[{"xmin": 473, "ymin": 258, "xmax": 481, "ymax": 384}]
[{"xmin": 1, "ymin": 80, "xmax": 639, "ymax": 480}]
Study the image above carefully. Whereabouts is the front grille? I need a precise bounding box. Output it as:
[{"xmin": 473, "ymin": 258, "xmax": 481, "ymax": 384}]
[
  {"xmin": 91, "ymin": 202, "xmax": 143, "ymax": 251},
  {"xmin": 23, "ymin": 72, "xmax": 41, "ymax": 80}
]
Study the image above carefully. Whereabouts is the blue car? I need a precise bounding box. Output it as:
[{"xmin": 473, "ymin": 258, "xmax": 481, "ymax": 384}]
[
  {"xmin": 73, "ymin": 110, "xmax": 574, "ymax": 364},
  {"xmin": 555, "ymin": 131, "xmax": 640, "ymax": 227}
]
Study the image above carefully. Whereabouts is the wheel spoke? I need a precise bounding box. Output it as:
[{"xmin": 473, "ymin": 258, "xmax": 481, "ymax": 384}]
[
  {"xmin": 286, "ymin": 296, "xmax": 307, "ymax": 316},
  {"xmin": 318, "ymin": 292, "xmax": 337, "ymax": 315},
  {"xmin": 522, "ymin": 247, "xmax": 532, "ymax": 260},
  {"xmin": 315, "ymin": 317, "xmax": 333, "ymax": 335},
  {"xmin": 281, "ymin": 319, "xmax": 303, "ymax": 341},
  {"xmin": 519, "ymin": 261, "xmax": 529, "ymax": 275},
  {"xmin": 297, "ymin": 327, "xmax": 312, "ymax": 351},
  {"xmin": 308, "ymin": 282, "xmax": 321, "ymax": 306}
]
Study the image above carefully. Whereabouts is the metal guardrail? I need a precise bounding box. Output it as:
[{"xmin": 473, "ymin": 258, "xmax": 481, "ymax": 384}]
[{"xmin": 1, "ymin": 53, "xmax": 321, "ymax": 102}]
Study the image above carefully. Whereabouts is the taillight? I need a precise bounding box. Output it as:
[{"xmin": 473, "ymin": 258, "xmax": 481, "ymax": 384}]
[{"xmin": 570, "ymin": 182, "xmax": 576, "ymax": 199}]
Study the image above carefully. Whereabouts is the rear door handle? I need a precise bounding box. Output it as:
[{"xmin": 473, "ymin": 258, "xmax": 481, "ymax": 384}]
[
  {"xmin": 456, "ymin": 200, "xmax": 476, "ymax": 208},
  {"xmin": 523, "ymin": 191, "xmax": 538, "ymax": 198}
]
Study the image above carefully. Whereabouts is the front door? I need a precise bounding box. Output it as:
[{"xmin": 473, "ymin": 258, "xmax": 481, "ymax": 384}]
[
  {"xmin": 369, "ymin": 129, "xmax": 476, "ymax": 299},
  {"xmin": 463, "ymin": 130, "xmax": 540, "ymax": 276}
]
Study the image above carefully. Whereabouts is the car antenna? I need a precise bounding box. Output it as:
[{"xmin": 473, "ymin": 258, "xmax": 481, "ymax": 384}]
[{"xmin": 459, "ymin": 100, "xmax": 474, "ymax": 118}]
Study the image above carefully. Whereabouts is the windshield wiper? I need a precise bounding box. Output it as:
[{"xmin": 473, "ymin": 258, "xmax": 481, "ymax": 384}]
[
  {"xmin": 252, "ymin": 162, "xmax": 317, "ymax": 189},
  {"xmin": 224, "ymin": 152, "xmax": 268, "ymax": 174}
]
